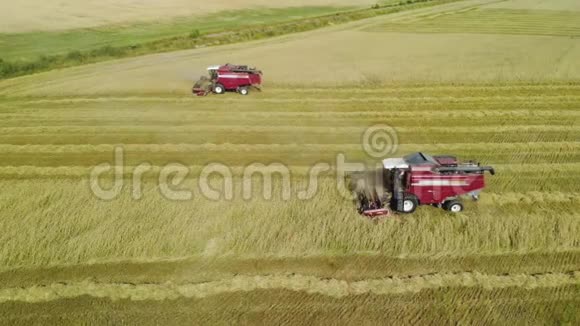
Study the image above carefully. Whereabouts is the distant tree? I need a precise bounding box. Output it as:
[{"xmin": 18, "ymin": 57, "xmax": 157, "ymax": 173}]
[{"xmin": 189, "ymin": 30, "xmax": 201, "ymax": 39}]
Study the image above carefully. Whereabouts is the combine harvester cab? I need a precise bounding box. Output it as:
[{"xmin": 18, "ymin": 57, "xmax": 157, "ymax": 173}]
[
  {"xmin": 192, "ymin": 64, "xmax": 262, "ymax": 96},
  {"xmin": 355, "ymin": 152, "xmax": 495, "ymax": 219}
]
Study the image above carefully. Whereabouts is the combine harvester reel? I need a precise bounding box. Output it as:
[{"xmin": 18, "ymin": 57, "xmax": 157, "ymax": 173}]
[
  {"xmin": 351, "ymin": 169, "xmax": 392, "ymax": 221},
  {"xmin": 192, "ymin": 76, "xmax": 212, "ymax": 96},
  {"xmin": 352, "ymin": 152, "xmax": 495, "ymax": 220},
  {"xmin": 192, "ymin": 64, "xmax": 262, "ymax": 96}
]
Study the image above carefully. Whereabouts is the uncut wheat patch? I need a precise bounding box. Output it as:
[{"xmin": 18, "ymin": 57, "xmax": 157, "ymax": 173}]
[
  {"xmin": 1, "ymin": 178, "xmax": 579, "ymax": 269},
  {"xmin": 0, "ymin": 163, "xmax": 578, "ymax": 194}
]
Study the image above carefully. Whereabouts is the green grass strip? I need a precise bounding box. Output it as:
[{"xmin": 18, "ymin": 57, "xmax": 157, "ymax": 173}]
[{"xmin": 0, "ymin": 0, "xmax": 460, "ymax": 80}]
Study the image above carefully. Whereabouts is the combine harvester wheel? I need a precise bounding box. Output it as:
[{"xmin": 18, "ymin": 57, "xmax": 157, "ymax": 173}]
[
  {"xmin": 238, "ymin": 87, "xmax": 249, "ymax": 95},
  {"xmin": 213, "ymin": 84, "xmax": 225, "ymax": 94}
]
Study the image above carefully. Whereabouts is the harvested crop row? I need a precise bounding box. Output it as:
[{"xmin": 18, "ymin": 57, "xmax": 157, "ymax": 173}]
[
  {"xmin": 0, "ymin": 141, "xmax": 577, "ymax": 154},
  {"xmin": 2, "ymin": 124, "xmax": 576, "ymax": 134},
  {"xmin": 0, "ymin": 145, "xmax": 576, "ymax": 168},
  {"xmin": 0, "ymin": 133, "xmax": 576, "ymax": 148},
  {"xmin": 1, "ymin": 284, "xmax": 578, "ymax": 325},
  {"xmin": 4, "ymin": 251, "xmax": 580, "ymax": 288},
  {"xmin": 0, "ymin": 116, "xmax": 575, "ymax": 130},
  {"xmin": 7, "ymin": 95, "xmax": 580, "ymax": 109},
  {"xmin": 9, "ymin": 83, "xmax": 577, "ymax": 97},
  {"xmin": 2, "ymin": 108, "xmax": 579, "ymax": 122},
  {"xmin": 1, "ymin": 271, "xmax": 579, "ymax": 303}
]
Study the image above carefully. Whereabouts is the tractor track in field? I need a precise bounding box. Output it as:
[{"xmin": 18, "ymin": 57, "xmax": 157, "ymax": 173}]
[{"xmin": 1, "ymin": 270, "xmax": 579, "ymax": 304}]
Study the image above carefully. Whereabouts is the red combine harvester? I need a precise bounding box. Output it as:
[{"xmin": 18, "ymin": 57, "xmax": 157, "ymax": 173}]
[
  {"xmin": 192, "ymin": 64, "xmax": 262, "ymax": 96},
  {"xmin": 353, "ymin": 152, "xmax": 495, "ymax": 219}
]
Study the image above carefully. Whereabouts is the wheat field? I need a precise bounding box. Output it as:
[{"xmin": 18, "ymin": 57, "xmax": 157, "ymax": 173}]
[
  {"xmin": 1, "ymin": 86, "xmax": 579, "ymax": 322},
  {"xmin": 0, "ymin": 85, "xmax": 579, "ymax": 270},
  {"xmin": 0, "ymin": 0, "xmax": 377, "ymax": 33},
  {"xmin": 1, "ymin": 0, "xmax": 580, "ymax": 324}
]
